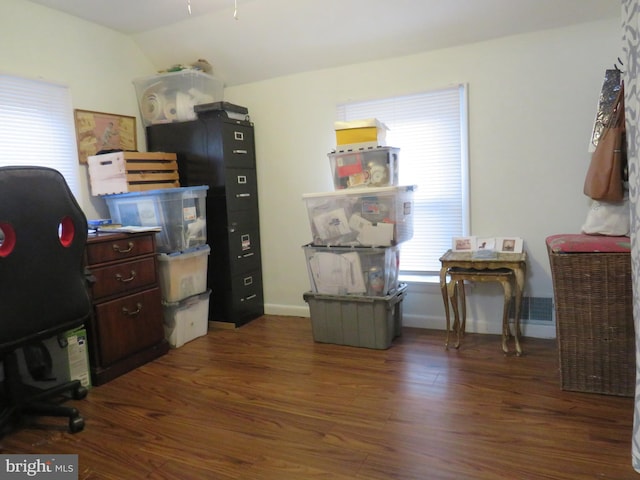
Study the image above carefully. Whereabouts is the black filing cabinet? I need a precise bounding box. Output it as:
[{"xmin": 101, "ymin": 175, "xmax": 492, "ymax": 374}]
[{"xmin": 146, "ymin": 113, "xmax": 264, "ymax": 327}]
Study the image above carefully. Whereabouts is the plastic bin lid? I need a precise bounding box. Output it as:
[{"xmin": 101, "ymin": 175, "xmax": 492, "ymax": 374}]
[
  {"xmin": 328, "ymin": 145, "xmax": 399, "ymax": 156},
  {"xmin": 103, "ymin": 184, "xmax": 209, "ymax": 199},
  {"xmin": 157, "ymin": 244, "xmax": 211, "ymax": 260},
  {"xmin": 302, "ymin": 184, "xmax": 416, "ymax": 199}
]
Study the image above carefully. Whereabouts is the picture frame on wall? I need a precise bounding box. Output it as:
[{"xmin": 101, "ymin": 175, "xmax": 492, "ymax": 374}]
[{"xmin": 74, "ymin": 109, "xmax": 137, "ymax": 164}]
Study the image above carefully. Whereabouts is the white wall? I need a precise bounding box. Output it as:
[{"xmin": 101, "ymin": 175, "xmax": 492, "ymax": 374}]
[
  {"xmin": 1, "ymin": 1, "xmax": 621, "ymax": 338},
  {"xmin": 0, "ymin": 0, "xmax": 155, "ymax": 219},
  {"xmin": 224, "ymin": 18, "xmax": 622, "ymax": 338}
]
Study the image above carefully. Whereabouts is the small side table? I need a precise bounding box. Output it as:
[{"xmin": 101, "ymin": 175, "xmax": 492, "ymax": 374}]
[{"xmin": 439, "ymin": 250, "xmax": 527, "ymax": 355}]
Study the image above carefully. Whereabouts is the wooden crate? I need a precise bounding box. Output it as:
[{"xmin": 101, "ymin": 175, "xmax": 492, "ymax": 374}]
[{"xmin": 88, "ymin": 151, "xmax": 180, "ymax": 195}]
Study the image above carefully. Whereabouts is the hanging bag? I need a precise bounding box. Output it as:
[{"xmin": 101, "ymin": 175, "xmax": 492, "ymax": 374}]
[{"xmin": 583, "ymin": 83, "xmax": 626, "ymax": 202}]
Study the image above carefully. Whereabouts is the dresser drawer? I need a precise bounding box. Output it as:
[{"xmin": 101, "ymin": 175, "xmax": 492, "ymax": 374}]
[
  {"xmin": 90, "ymin": 256, "xmax": 158, "ymax": 300},
  {"xmin": 94, "ymin": 287, "xmax": 165, "ymax": 366},
  {"xmin": 86, "ymin": 233, "xmax": 155, "ymax": 265}
]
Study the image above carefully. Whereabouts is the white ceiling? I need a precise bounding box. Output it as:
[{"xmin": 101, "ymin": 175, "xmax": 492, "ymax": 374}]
[{"xmin": 28, "ymin": 0, "xmax": 621, "ymax": 86}]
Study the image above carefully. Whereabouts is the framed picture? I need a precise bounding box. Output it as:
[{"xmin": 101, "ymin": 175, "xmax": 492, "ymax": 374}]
[
  {"xmin": 74, "ymin": 109, "xmax": 137, "ymax": 164},
  {"xmin": 497, "ymin": 237, "xmax": 523, "ymax": 253},
  {"xmin": 476, "ymin": 237, "xmax": 496, "ymax": 251},
  {"xmin": 452, "ymin": 236, "xmax": 476, "ymax": 252}
]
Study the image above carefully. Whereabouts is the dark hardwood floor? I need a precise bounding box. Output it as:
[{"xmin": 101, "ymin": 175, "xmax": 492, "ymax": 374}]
[{"xmin": 0, "ymin": 315, "xmax": 635, "ymax": 479}]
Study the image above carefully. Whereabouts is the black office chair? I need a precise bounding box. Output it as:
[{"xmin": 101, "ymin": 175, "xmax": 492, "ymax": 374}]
[{"xmin": 0, "ymin": 166, "xmax": 92, "ymax": 434}]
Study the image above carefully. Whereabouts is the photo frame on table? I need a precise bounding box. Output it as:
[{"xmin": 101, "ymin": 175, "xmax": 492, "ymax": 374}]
[
  {"xmin": 452, "ymin": 236, "xmax": 476, "ymax": 252},
  {"xmin": 74, "ymin": 109, "xmax": 137, "ymax": 164},
  {"xmin": 497, "ymin": 237, "xmax": 523, "ymax": 253}
]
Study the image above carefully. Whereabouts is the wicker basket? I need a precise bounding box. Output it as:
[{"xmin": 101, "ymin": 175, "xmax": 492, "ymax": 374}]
[{"xmin": 546, "ymin": 234, "xmax": 635, "ymax": 397}]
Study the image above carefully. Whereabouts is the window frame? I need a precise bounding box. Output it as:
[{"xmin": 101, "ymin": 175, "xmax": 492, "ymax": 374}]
[{"xmin": 336, "ymin": 84, "xmax": 470, "ymax": 277}]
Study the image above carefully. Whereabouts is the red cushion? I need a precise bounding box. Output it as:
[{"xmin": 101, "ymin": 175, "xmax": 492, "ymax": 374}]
[{"xmin": 546, "ymin": 234, "xmax": 630, "ymax": 253}]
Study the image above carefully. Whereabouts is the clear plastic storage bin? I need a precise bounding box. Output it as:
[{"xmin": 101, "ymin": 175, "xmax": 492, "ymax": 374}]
[
  {"xmin": 163, "ymin": 290, "xmax": 211, "ymax": 348},
  {"xmin": 302, "ymin": 244, "xmax": 400, "ymax": 297},
  {"xmin": 328, "ymin": 146, "xmax": 399, "ymax": 189},
  {"xmin": 157, "ymin": 244, "xmax": 210, "ymax": 302},
  {"xmin": 104, "ymin": 186, "xmax": 208, "ymax": 253},
  {"xmin": 302, "ymin": 185, "xmax": 414, "ymax": 247},
  {"xmin": 133, "ymin": 70, "xmax": 224, "ymax": 126}
]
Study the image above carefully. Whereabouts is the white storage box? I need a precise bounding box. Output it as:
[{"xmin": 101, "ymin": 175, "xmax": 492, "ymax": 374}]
[
  {"xmin": 302, "ymin": 185, "xmax": 415, "ymax": 246},
  {"xmin": 157, "ymin": 244, "xmax": 210, "ymax": 302},
  {"xmin": 104, "ymin": 185, "xmax": 208, "ymax": 253},
  {"xmin": 328, "ymin": 147, "xmax": 399, "ymax": 189},
  {"xmin": 87, "ymin": 151, "xmax": 179, "ymax": 195},
  {"xmin": 334, "ymin": 119, "xmax": 388, "ymax": 151},
  {"xmin": 133, "ymin": 70, "xmax": 224, "ymax": 126},
  {"xmin": 163, "ymin": 290, "xmax": 211, "ymax": 348},
  {"xmin": 303, "ymin": 244, "xmax": 400, "ymax": 297}
]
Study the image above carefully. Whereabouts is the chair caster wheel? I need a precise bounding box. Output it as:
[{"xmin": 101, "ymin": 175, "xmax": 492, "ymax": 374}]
[
  {"xmin": 69, "ymin": 416, "xmax": 84, "ymax": 433},
  {"xmin": 73, "ymin": 386, "xmax": 88, "ymax": 400}
]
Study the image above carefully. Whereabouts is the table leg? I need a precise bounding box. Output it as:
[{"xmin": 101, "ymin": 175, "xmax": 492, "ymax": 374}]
[
  {"xmin": 458, "ymin": 279, "xmax": 467, "ymax": 337},
  {"xmin": 450, "ymin": 280, "xmax": 462, "ymax": 349},
  {"xmin": 513, "ymin": 267, "xmax": 525, "ymax": 356},
  {"xmin": 498, "ymin": 279, "xmax": 512, "ymax": 354},
  {"xmin": 440, "ymin": 266, "xmax": 451, "ymax": 349}
]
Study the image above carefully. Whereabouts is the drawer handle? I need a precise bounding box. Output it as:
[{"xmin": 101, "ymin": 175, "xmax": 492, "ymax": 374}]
[
  {"xmin": 233, "ymin": 149, "xmax": 248, "ymax": 154},
  {"xmin": 241, "ymin": 252, "xmax": 255, "ymax": 258},
  {"xmin": 115, "ymin": 270, "xmax": 137, "ymax": 283},
  {"xmin": 236, "ymin": 193, "xmax": 251, "ymax": 198},
  {"xmin": 245, "ymin": 294, "xmax": 257, "ymax": 301},
  {"xmin": 112, "ymin": 242, "xmax": 134, "ymax": 254},
  {"xmin": 122, "ymin": 302, "xmax": 142, "ymax": 316}
]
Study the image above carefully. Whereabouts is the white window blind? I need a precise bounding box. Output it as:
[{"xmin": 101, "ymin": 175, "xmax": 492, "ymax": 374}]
[
  {"xmin": 0, "ymin": 74, "xmax": 79, "ymax": 196},
  {"xmin": 337, "ymin": 85, "xmax": 469, "ymax": 274}
]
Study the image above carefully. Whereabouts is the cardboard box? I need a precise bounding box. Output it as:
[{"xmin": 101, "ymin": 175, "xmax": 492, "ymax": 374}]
[
  {"xmin": 334, "ymin": 118, "xmax": 388, "ymax": 150},
  {"xmin": 17, "ymin": 327, "xmax": 91, "ymax": 389},
  {"xmin": 88, "ymin": 151, "xmax": 179, "ymax": 195}
]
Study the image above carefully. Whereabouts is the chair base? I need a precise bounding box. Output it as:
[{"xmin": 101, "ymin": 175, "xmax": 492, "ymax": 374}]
[{"xmin": 0, "ymin": 351, "xmax": 87, "ymax": 436}]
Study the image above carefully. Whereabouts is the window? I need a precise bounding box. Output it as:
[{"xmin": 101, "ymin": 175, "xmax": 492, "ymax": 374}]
[
  {"xmin": 336, "ymin": 85, "xmax": 469, "ymax": 275},
  {"xmin": 0, "ymin": 74, "xmax": 79, "ymax": 196}
]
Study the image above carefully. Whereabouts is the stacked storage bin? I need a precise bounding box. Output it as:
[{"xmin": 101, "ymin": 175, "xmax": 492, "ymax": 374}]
[
  {"xmin": 302, "ymin": 119, "xmax": 413, "ymax": 349},
  {"xmin": 103, "ymin": 186, "xmax": 212, "ymax": 348}
]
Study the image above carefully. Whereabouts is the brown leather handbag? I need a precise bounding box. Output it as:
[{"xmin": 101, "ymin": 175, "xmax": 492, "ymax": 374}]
[{"xmin": 583, "ymin": 83, "xmax": 626, "ymax": 202}]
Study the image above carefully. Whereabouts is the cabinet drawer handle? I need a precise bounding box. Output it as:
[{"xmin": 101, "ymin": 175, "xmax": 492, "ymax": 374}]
[
  {"xmin": 115, "ymin": 270, "xmax": 137, "ymax": 283},
  {"xmin": 241, "ymin": 252, "xmax": 255, "ymax": 258},
  {"xmin": 233, "ymin": 149, "xmax": 248, "ymax": 154},
  {"xmin": 236, "ymin": 193, "xmax": 251, "ymax": 198},
  {"xmin": 244, "ymin": 294, "xmax": 257, "ymax": 301},
  {"xmin": 112, "ymin": 242, "xmax": 134, "ymax": 253},
  {"xmin": 122, "ymin": 302, "xmax": 142, "ymax": 316}
]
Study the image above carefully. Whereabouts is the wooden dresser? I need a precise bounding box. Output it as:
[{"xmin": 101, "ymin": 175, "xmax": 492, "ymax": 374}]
[{"xmin": 85, "ymin": 231, "xmax": 169, "ymax": 385}]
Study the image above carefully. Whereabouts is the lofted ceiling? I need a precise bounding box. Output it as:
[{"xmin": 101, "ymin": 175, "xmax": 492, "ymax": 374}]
[{"xmin": 28, "ymin": 0, "xmax": 621, "ymax": 86}]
